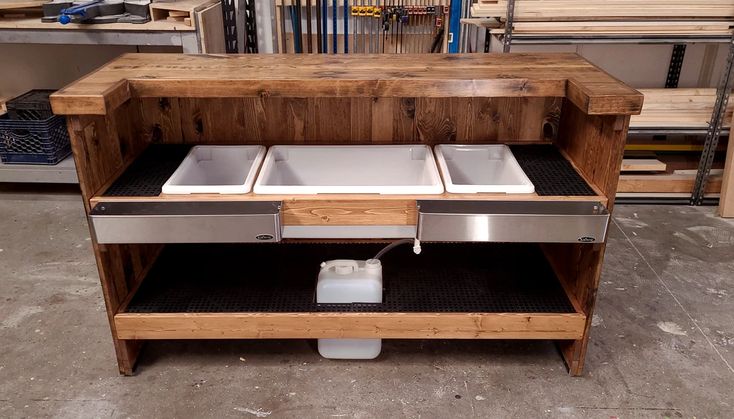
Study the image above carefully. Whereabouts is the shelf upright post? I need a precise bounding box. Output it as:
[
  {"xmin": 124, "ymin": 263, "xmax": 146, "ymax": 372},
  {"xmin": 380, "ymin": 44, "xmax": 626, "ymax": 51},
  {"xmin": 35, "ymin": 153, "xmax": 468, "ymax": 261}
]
[
  {"xmin": 221, "ymin": 0, "xmax": 240, "ymax": 53},
  {"xmin": 502, "ymin": 0, "xmax": 515, "ymax": 53},
  {"xmin": 665, "ymin": 44, "xmax": 687, "ymax": 88},
  {"xmin": 691, "ymin": 36, "xmax": 734, "ymax": 205}
]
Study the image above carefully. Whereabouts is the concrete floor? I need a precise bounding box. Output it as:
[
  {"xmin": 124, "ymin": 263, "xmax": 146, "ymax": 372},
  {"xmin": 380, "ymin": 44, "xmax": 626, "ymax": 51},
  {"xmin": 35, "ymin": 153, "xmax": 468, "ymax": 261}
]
[{"xmin": 0, "ymin": 185, "xmax": 733, "ymax": 419}]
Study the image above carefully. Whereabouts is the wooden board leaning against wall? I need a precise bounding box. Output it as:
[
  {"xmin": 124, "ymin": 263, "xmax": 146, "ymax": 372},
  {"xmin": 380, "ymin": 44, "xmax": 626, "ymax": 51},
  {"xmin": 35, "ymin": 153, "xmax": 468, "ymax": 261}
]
[{"xmin": 720, "ymin": 112, "xmax": 734, "ymax": 217}]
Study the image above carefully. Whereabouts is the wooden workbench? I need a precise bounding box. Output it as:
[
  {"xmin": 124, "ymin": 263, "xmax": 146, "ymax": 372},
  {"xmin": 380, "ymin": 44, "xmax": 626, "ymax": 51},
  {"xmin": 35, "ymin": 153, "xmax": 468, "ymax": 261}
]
[{"xmin": 50, "ymin": 53, "xmax": 642, "ymax": 376}]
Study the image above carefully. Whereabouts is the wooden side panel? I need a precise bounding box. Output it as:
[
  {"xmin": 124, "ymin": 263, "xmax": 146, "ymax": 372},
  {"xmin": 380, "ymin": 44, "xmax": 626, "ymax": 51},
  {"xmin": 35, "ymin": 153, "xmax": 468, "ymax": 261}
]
[
  {"xmin": 66, "ymin": 105, "xmax": 162, "ymax": 375},
  {"xmin": 556, "ymin": 100, "xmax": 629, "ymax": 208},
  {"xmin": 137, "ymin": 97, "xmax": 559, "ymax": 144},
  {"xmin": 545, "ymin": 101, "xmax": 629, "ymax": 376}
]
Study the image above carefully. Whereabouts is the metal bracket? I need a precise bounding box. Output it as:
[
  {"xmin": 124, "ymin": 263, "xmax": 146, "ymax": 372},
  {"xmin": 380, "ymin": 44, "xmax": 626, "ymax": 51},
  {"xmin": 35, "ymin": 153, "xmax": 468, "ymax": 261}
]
[
  {"xmin": 665, "ymin": 44, "xmax": 686, "ymax": 88},
  {"xmin": 502, "ymin": 0, "xmax": 515, "ymax": 53},
  {"xmin": 243, "ymin": 0, "xmax": 258, "ymax": 52},
  {"xmin": 220, "ymin": 0, "xmax": 238, "ymax": 53},
  {"xmin": 691, "ymin": 36, "xmax": 734, "ymax": 205}
]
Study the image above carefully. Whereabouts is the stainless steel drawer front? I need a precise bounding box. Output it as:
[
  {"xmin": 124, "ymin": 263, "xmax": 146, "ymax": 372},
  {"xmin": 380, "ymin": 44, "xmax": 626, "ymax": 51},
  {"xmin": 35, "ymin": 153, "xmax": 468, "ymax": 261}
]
[
  {"xmin": 417, "ymin": 201, "xmax": 609, "ymax": 243},
  {"xmin": 90, "ymin": 201, "xmax": 282, "ymax": 244}
]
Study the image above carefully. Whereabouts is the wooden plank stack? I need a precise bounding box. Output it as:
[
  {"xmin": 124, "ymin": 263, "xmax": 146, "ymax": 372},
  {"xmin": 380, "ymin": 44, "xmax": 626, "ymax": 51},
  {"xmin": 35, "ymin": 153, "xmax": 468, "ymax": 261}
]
[
  {"xmin": 472, "ymin": 0, "xmax": 734, "ymax": 20},
  {"xmin": 0, "ymin": 0, "xmax": 45, "ymax": 19},
  {"xmin": 492, "ymin": 21, "xmax": 734, "ymax": 36},
  {"xmin": 149, "ymin": 0, "xmax": 217, "ymax": 26},
  {"xmin": 630, "ymin": 89, "xmax": 734, "ymax": 130}
]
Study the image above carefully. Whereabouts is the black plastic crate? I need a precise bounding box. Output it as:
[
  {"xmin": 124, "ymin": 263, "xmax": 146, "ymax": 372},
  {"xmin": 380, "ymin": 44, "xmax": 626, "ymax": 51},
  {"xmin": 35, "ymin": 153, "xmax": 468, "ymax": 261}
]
[
  {"xmin": 6, "ymin": 90, "xmax": 55, "ymax": 120},
  {"xmin": 0, "ymin": 115, "xmax": 71, "ymax": 165}
]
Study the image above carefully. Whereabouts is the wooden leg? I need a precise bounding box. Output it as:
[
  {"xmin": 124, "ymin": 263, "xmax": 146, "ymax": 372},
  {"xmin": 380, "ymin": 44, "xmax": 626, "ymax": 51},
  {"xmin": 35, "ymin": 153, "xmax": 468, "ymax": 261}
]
[
  {"xmin": 66, "ymin": 109, "xmax": 157, "ymax": 375},
  {"xmin": 91, "ymin": 242, "xmax": 162, "ymax": 375},
  {"xmin": 116, "ymin": 340, "xmax": 144, "ymax": 376},
  {"xmin": 552, "ymin": 102, "xmax": 628, "ymax": 375},
  {"xmin": 544, "ymin": 243, "xmax": 606, "ymax": 376}
]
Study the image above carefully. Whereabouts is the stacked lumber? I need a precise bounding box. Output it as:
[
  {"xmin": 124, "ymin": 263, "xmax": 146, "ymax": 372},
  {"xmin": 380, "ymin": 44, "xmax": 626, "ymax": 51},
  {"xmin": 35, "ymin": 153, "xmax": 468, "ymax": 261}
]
[
  {"xmin": 630, "ymin": 89, "xmax": 734, "ymax": 130},
  {"xmin": 620, "ymin": 89, "xmax": 733, "ymax": 194},
  {"xmin": 471, "ymin": 0, "xmax": 734, "ymax": 20},
  {"xmin": 0, "ymin": 0, "xmax": 45, "ymax": 18},
  {"xmin": 488, "ymin": 21, "xmax": 734, "ymax": 36},
  {"xmin": 621, "ymin": 159, "xmax": 667, "ymax": 172},
  {"xmin": 149, "ymin": 0, "xmax": 217, "ymax": 26}
]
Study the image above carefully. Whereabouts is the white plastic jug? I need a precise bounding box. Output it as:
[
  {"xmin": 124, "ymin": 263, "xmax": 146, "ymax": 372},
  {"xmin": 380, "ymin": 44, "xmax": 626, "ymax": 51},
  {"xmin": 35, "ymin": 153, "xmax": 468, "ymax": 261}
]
[{"xmin": 317, "ymin": 259, "xmax": 383, "ymax": 359}]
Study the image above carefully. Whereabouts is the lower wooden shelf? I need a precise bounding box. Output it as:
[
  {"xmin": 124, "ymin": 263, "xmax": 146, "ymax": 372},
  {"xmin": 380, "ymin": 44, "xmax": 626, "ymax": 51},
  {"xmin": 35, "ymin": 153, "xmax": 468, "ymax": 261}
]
[{"xmin": 114, "ymin": 243, "xmax": 586, "ymax": 341}]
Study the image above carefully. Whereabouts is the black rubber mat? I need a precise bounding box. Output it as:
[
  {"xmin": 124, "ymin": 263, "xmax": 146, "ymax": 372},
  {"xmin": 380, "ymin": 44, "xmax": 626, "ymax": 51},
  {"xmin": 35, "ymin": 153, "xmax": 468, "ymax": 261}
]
[
  {"xmin": 103, "ymin": 145, "xmax": 191, "ymax": 196},
  {"xmin": 125, "ymin": 243, "xmax": 575, "ymax": 314},
  {"xmin": 510, "ymin": 144, "xmax": 596, "ymax": 196}
]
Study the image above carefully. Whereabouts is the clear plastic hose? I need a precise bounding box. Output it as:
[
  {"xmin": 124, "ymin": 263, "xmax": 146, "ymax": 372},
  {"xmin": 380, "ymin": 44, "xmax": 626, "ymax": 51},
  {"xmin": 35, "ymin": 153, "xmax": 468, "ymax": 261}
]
[{"xmin": 374, "ymin": 238, "xmax": 417, "ymax": 260}]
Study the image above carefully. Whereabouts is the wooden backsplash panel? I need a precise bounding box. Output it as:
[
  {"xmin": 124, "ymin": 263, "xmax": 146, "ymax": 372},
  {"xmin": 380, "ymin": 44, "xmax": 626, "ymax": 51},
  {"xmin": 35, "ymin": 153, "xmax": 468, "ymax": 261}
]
[{"xmin": 137, "ymin": 96, "xmax": 562, "ymax": 144}]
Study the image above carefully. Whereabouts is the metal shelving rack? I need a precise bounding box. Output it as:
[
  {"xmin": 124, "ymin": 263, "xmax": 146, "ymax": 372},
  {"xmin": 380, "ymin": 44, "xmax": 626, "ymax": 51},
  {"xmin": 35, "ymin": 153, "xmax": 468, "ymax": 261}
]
[
  {"xmin": 0, "ymin": 156, "xmax": 77, "ymax": 184},
  {"xmin": 491, "ymin": 0, "xmax": 734, "ymax": 205}
]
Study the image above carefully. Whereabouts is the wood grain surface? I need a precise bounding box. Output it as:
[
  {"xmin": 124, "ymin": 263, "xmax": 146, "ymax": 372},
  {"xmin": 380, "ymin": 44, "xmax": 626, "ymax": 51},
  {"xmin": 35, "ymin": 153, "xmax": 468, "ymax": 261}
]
[
  {"xmin": 115, "ymin": 312, "xmax": 587, "ymax": 340},
  {"xmin": 50, "ymin": 53, "xmax": 643, "ymax": 116}
]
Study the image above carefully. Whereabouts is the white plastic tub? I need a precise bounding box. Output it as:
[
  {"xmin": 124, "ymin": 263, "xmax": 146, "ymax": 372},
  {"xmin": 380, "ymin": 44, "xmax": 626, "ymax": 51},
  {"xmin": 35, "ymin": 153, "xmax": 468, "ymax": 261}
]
[
  {"xmin": 253, "ymin": 145, "xmax": 444, "ymax": 195},
  {"xmin": 434, "ymin": 145, "xmax": 535, "ymax": 194},
  {"xmin": 162, "ymin": 145, "xmax": 266, "ymax": 194}
]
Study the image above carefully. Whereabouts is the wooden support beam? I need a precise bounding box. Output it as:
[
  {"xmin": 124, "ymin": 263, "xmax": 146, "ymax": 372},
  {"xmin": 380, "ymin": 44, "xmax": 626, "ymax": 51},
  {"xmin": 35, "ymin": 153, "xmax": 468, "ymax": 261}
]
[{"xmin": 114, "ymin": 312, "xmax": 587, "ymax": 340}]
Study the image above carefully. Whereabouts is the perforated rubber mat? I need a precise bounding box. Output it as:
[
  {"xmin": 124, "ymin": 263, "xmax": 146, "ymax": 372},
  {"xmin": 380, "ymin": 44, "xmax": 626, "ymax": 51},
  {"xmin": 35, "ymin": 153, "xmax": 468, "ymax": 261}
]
[
  {"xmin": 104, "ymin": 145, "xmax": 191, "ymax": 196},
  {"xmin": 510, "ymin": 144, "xmax": 596, "ymax": 196},
  {"xmin": 125, "ymin": 243, "xmax": 576, "ymax": 314},
  {"xmin": 103, "ymin": 144, "xmax": 596, "ymax": 197}
]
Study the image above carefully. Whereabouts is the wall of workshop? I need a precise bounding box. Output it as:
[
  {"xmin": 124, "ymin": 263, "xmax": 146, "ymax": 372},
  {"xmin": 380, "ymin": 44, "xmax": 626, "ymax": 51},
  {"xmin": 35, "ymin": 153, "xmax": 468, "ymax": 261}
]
[
  {"xmin": 0, "ymin": 45, "xmax": 178, "ymax": 100},
  {"xmin": 0, "ymin": 42, "xmax": 728, "ymax": 101}
]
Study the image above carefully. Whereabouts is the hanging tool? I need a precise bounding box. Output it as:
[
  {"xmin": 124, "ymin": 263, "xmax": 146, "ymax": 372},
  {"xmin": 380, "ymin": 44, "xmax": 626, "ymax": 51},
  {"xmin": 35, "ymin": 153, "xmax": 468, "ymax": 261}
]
[
  {"xmin": 430, "ymin": 6, "xmax": 444, "ymax": 53},
  {"xmin": 306, "ymin": 0, "xmax": 313, "ymax": 52},
  {"xmin": 352, "ymin": 3, "xmax": 359, "ymax": 53},
  {"xmin": 295, "ymin": 0, "xmax": 304, "ymax": 53},
  {"xmin": 400, "ymin": 3, "xmax": 408, "ymax": 53},
  {"xmin": 382, "ymin": 1, "xmax": 390, "ymax": 54},
  {"xmin": 373, "ymin": 2, "xmax": 381, "ymax": 53},
  {"xmin": 332, "ymin": 0, "xmax": 337, "ymax": 53},
  {"xmin": 392, "ymin": 1, "xmax": 398, "ymax": 53},
  {"xmin": 396, "ymin": 0, "xmax": 402, "ymax": 53},
  {"xmin": 354, "ymin": 0, "xmax": 367, "ymax": 53},
  {"xmin": 289, "ymin": 5, "xmax": 302, "ymax": 53},
  {"xmin": 344, "ymin": 0, "xmax": 349, "ymax": 53},
  {"xmin": 316, "ymin": 0, "xmax": 323, "ymax": 52},
  {"xmin": 361, "ymin": 0, "xmax": 367, "ymax": 53},
  {"xmin": 322, "ymin": 0, "xmax": 328, "ymax": 52},
  {"xmin": 280, "ymin": 0, "xmax": 288, "ymax": 52}
]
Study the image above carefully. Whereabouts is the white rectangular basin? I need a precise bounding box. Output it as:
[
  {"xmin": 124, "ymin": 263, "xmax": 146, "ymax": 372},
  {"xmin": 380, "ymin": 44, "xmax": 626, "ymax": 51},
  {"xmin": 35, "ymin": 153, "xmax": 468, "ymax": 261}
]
[
  {"xmin": 435, "ymin": 145, "xmax": 535, "ymax": 194},
  {"xmin": 254, "ymin": 145, "xmax": 444, "ymax": 195},
  {"xmin": 162, "ymin": 145, "xmax": 266, "ymax": 194}
]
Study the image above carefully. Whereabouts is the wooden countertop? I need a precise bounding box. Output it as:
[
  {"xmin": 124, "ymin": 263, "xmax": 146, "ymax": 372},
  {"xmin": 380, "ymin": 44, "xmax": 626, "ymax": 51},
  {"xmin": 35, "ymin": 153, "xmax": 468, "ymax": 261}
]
[{"xmin": 50, "ymin": 53, "xmax": 643, "ymax": 116}]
